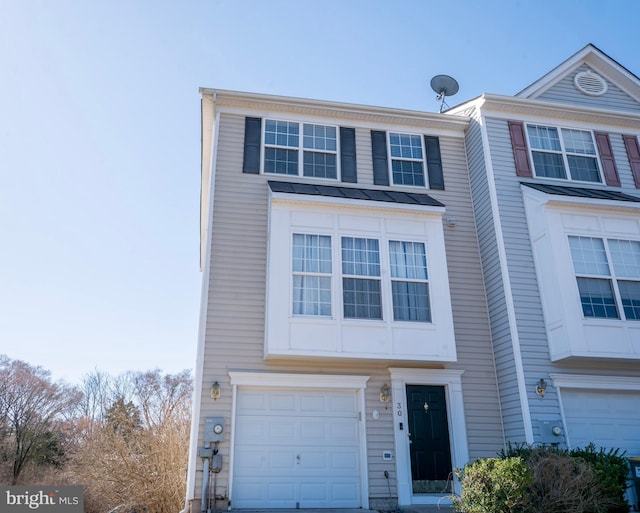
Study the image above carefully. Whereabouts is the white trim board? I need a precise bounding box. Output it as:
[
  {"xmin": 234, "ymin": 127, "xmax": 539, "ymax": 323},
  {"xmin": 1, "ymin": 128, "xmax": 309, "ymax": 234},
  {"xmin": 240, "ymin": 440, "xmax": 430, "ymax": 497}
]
[
  {"xmin": 388, "ymin": 368, "xmax": 468, "ymax": 506},
  {"xmin": 227, "ymin": 371, "xmax": 370, "ymax": 509}
]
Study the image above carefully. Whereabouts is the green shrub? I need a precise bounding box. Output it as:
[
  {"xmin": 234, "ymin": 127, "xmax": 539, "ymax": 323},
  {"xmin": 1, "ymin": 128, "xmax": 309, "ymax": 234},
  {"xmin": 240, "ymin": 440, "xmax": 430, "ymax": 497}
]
[
  {"xmin": 452, "ymin": 457, "xmax": 532, "ymax": 513},
  {"xmin": 569, "ymin": 444, "xmax": 629, "ymax": 513},
  {"xmin": 457, "ymin": 443, "xmax": 631, "ymax": 513}
]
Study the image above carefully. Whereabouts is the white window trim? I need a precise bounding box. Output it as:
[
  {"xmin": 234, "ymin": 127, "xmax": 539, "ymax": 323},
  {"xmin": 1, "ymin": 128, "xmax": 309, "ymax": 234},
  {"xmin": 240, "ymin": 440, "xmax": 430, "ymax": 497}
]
[
  {"xmin": 569, "ymin": 235, "xmax": 640, "ymax": 321},
  {"xmin": 227, "ymin": 371, "xmax": 370, "ymax": 509},
  {"xmin": 262, "ymin": 118, "xmax": 341, "ymax": 181},
  {"xmin": 266, "ymin": 194, "xmax": 456, "ymax": 363},
  {"xmin": 551, "ymin": 373, "xmax": 640, "ymax": 391},
  {"xmin": 388, "ymin": 131, "xmax": 428, "ymax": 188},
  {"xmin": 525, "ymin": 123, "xmax": 604, "ymax": 184},
  {"xmin": 522, "ymin": 185, "xmax": 640, "ymax": 361},
  {"xmin": 388, "ymin": 368, "xmax": 468, "ymax": 506},
  {"xmin": 291, "ymin": 231, "xmax": 434, "ymax": 324}
]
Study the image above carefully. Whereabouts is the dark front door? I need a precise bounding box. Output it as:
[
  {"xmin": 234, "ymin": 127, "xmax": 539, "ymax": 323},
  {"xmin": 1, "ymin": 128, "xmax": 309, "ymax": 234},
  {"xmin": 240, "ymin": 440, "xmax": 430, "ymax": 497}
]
[{"xmin": 406, "ymin": 385, "xmax": 453, "ymax": 494}]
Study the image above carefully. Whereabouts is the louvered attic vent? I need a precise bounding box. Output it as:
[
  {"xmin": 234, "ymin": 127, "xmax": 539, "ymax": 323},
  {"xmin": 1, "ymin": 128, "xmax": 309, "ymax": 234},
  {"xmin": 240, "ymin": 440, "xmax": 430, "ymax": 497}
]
[{"xmin": 574, "ymin": 70, "xmax": 607, "ymax": 96}]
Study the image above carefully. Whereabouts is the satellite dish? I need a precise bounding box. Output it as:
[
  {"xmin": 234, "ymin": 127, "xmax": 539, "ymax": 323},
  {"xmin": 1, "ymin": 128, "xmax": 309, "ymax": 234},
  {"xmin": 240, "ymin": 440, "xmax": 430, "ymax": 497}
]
[{"xmin": 430, "ymin": 74, "xmax": 459, "ymax": 112}]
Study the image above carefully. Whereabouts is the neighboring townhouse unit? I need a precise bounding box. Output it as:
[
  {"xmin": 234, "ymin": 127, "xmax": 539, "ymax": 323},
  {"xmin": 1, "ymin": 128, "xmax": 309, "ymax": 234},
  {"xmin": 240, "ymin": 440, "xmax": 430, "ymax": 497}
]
[
  {"xmin": 186, "ymin": 90, "xmax": 504, "ymax": 511},
  {"xmin": 448, "ymin": 44, "xmax": 640, "ymax": 504}
]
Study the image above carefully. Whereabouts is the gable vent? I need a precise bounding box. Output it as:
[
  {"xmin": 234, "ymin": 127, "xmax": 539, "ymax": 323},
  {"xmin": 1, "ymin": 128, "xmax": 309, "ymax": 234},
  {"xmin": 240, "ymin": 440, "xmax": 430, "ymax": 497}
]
[{"xmin": 574, "ymin": 70, "xmax": 607, "ymax": 96}]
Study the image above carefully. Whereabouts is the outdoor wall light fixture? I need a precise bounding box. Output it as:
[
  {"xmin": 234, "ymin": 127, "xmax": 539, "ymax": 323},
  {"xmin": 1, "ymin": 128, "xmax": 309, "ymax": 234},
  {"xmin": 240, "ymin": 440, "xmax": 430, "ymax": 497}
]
[
  {"xmin": 380, "ymin": 384, "xmax": 390, "ymax": 404},
  {"xmin": 210, "ymin": 381, "xmax": 221, "ymax": 400},
  {"xmin": 536, "ymin": 378, "xmax": 547, "ymax": 397}
]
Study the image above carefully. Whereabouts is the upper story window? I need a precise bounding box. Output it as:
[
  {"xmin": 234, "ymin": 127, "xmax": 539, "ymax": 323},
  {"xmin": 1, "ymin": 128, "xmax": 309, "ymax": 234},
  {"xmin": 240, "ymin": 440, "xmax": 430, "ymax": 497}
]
[
  {"xmin": 389, "ymin": 133, "xmax": 426, "ymax": 186},
  {"xmin": 264, "ymin": 120, "xmax": 338, "ymax": 179},
  {"xmin": 342, "ymin": 237, "xmax": 382, "ymax": 319},
  {"xmin": 569, "ymin": 235, "xmax": 640, "ymax": 320},
  {"xmin": 526, "ymin": 124, "xmax": 602, "ymax": 183},
  {"xmin": 292, "ymin": 233, "xmax": 432, "ymax": 323},
  {"xmin": 292, "ymin": 234, "xmax": 332, "ymax": 316},
  {"xmin": 389, "ymin": 240, "xmax": 431, "ymax": 322}
]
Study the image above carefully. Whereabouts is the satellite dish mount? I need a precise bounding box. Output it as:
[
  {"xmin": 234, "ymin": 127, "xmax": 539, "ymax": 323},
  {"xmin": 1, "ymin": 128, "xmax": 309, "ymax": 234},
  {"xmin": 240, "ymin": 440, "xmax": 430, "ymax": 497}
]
[{"xmin": 430, "ymin": 74, "xmax": 459, "ymax": 113}]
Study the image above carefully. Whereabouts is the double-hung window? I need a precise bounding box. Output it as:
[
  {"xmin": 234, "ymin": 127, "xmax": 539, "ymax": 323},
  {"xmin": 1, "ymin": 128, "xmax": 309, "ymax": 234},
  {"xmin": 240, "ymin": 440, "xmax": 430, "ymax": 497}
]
[
  {"xmin": 292, "ymin": 234, "xmax": 332, "ymax": 316},
  {"xmin": 342, "ymin": 237, "xmax": 382, "ymax": 319},
  {"xmin": 292, "ymin": 233, "xmax": 433, "ymax": 323},
  {"xmin": 264, "ymin": 120, "xmax": 338, "ymax": 179},
  {"xmin": 526, "ymin": 125, "xmax": 602, "ymax": 183},
  {"xmin": 389, "ymin": 132, "xmax": 425, "ymax": 186},
  {"xmin": 389, "ymin": 241, "xmax": 431, "ymax": 321},
  {"xmin": 569, "ymin": 236, "xmax": 640, "ymax": 320}
]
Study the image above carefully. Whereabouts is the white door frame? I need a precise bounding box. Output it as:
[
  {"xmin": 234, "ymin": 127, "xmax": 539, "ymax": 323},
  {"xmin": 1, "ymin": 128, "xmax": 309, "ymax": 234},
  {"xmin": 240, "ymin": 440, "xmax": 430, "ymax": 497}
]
[
  {"xmin": 228, "ymin": 371, "xmax": 370, "ymax": 509},
  {"xmin": 389, "ymin": 368, "xmax": 468, "ymax": 506}
]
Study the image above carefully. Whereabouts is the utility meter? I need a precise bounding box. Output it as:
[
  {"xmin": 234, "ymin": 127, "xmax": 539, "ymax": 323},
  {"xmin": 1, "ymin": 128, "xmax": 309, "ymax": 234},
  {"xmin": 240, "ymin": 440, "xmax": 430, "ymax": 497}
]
[{"xmin": 204, "ymin": 417, "xmax": 225, "ymax": 443}]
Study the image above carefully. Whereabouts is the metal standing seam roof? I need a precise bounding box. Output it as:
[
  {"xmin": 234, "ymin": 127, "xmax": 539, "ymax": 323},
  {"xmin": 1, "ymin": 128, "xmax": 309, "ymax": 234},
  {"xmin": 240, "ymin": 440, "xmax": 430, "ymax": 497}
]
[
  {"xmin": 522, "ymin": 182, "xmax": 640, "ymax": 202},
  {"xmin": 267, "ymin": 181, "xmax": 445, "ymax": 207}
]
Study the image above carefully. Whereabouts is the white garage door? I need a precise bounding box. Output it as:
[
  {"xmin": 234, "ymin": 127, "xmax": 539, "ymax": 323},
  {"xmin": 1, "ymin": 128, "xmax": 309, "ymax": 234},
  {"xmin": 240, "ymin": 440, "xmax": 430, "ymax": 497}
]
[
  {"xmin": 232, "ymin": 387, "xmax": 361, "ymax": 509},
  {"xmin": 561, "ymin": 388, "xmax": 640, "ymax": 455}
]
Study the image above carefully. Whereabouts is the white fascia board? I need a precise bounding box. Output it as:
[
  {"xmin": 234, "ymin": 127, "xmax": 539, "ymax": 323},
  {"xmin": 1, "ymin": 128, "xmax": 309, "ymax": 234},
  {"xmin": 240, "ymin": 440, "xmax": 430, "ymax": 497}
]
[
  {"xmin": 199, "ymin": 94, "xmax": 217, "ymax": 270},
  {"xmin": 551, "ymin": 373, "xmax": 640, "ymax": 391},
  {"xmin": 521, "ymin": 184, "xmax": 640, "ymax": 213},
  {"xmin": 269, "ymin": 191, "xmax": 446, "ymax": 216},
  {"xmin": 458, "ymin": 94, "xmax": 640, "ymax": 132},
  {"xmin": 185, "ymin": 107, "xmax": 220, "ymax": 505},
  {"xmin": 200, "ymin": 88, "xmax": 470, "ymax": 139}
]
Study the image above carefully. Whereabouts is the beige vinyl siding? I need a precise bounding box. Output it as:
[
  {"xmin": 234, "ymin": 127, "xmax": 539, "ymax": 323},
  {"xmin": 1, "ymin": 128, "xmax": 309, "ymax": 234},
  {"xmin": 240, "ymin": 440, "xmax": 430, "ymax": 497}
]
[
  {"xmin": 195, "ymin": 110, "xmax": 502, "ymax": 501},
  {"xmin": 537, "ymin": 64, "xmax": 640, "ymax": 112},
  {"xmin": 429, "ymin": 135, "xmax": 505, "ymax": 457},
  {"xmin": 463, "ymin": 118, "xmax": 527, "ymax": 443},
  {"xmin": 354, "ymin": 126, "xmax": 374, "ymax": 186}
]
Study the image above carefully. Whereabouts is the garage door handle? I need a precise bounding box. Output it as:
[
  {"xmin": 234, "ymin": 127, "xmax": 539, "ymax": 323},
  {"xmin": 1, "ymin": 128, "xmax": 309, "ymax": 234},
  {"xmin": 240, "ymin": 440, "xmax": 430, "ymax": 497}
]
[{"xmin": 296, "ymin": 454, "xmax": 300, "ymax": 464}]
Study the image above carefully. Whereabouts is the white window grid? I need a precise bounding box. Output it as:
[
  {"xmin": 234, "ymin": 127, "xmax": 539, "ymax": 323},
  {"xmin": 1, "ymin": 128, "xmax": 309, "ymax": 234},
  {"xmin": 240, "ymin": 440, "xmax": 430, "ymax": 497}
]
[
  {"xmin": 292, "ymin": 234, "xmax": 333, "ymax": 317},
  {"xmin": 263, "ymin": 119, "xmax": 339, "ymax": 179},
  {"xmin": 526, "ymin": 124, "xmax": 603, "ymax": 183},
  {"xmin": 388, "ymin": 132, "xmax": 426, "ymax": 187},
  {"xmin": 290, "ymin": 232, "xmax": 432, "ymax": 323},
  {"xmin": 569, "ymin": 235, "xmax": 640, "ymax": 321}
]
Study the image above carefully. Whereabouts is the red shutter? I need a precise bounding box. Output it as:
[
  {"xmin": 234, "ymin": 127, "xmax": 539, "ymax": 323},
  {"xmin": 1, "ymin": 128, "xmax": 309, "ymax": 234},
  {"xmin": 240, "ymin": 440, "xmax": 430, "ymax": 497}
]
[
  {"xmin": 508, "ymin": 121, "xmax": 533, "ymax": 177},
  {"xmin": 623, "ymin": 134, "xmax": 640, "ymax": 188},
  {"xmin": 594, "ymin": 132, "xmax": 620, "ymax": 186}
]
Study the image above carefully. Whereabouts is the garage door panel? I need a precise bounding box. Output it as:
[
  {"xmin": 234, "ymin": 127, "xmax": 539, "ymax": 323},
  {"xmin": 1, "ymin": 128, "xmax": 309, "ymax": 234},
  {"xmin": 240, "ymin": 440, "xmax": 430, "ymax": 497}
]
[
  {"xmin": 329, "ymin": 420, "xmax": 360, "ymax": 443},
  {"xmin": 236, "ymin": 391, "xmax": 268, "ymax": 411},
  {"xmin": 234, "ymin": 449, "xmax": 298, "ymax": 473},
  {"xmin": 269, "ymin": 392, "xmax": 298, "ymax": 412},
  {"xmin": 233, "ymin": 387, "xmax": 362, "ymax": 509},
  {"xmin": 299, "ymin": 418, "xmax": 358, "ymax": 444},
  {"xmin": 330, "ymin": 481, "xmax": 360, "ymax": 504},
  {"xmin": 332, "ymin": 450, "xmax": 359, "ymax": 471},
  {"xmin": 562, "ymin": 389, "xmax": 640, "ymax": 454}
]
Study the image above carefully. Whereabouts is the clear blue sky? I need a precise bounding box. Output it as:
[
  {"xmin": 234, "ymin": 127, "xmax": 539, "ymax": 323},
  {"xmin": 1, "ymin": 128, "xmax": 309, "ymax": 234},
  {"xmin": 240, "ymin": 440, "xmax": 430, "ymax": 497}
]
[{"xmin": 1, "ymin": 0, "xmax": 639, "ymax": 384}]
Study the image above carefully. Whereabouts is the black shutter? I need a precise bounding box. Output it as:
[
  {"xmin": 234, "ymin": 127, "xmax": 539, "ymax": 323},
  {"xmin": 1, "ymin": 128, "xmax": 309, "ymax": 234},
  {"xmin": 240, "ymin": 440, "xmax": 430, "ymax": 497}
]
[
  {"xmin": 371, "ymin": 130, "xmax": 389, "ymax": 185},
  {"xmin": 242, "ymin": 117, "xmax": 261, "ymax": 174},
  {"xmin": 340, "ymin": 127, "xmax": 357, "ymax": 183},
  {"xmin": 424, "ymin": 135, "xmax": 444, "ymax": 190}
]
